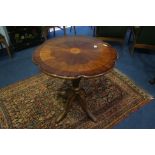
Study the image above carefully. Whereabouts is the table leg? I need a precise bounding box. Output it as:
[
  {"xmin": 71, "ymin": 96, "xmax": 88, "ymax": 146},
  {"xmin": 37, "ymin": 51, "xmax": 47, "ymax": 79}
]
[
  {"xmin": 56, "ymin": 78, "xmax": 97, "ymax": 123},
  {"xmin": 78, "ymin": 94, "xmax": 97, "ymax": 122},
  {"xmin": 56, "ymin": 93, "xmax": 75, "ymax": 123}
]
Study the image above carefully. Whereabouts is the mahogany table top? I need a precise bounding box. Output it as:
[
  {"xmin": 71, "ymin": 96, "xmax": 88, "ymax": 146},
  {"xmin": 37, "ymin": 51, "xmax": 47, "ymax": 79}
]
[{"xmin": 33, "ymin": 36, "xmax": 117, "ymax": 79}]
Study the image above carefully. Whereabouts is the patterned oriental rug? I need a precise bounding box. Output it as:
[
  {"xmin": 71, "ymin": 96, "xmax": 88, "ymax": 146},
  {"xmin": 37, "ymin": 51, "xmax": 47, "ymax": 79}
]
[{"xmin": 0, "ymin": 69, "xmax": 153, "ymax": 129}]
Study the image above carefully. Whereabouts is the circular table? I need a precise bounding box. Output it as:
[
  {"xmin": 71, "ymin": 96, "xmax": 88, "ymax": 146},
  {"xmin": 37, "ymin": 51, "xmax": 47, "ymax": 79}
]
[{"xmin": 33, "ymin": 36, "xmax": 117, "ymax": 123}]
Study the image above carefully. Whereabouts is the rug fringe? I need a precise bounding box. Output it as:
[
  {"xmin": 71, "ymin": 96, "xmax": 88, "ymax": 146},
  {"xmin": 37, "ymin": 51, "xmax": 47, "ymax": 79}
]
[{"xmin": 113, "ymin": 68, "xmax": 154, "ymax": 100}]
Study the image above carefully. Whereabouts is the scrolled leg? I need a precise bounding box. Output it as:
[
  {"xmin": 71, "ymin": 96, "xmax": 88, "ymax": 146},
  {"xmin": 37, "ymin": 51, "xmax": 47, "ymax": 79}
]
[
  {"xmin": 56, "ymin": 78, "xmax": 97, "ymax": 123},
  {"xmin": 56, "ymin": 94, "xmax": 75, "ymax": 123},
  {"xmin": 78, "ymin": 95, "xmax": 97, "ymax": 122}
]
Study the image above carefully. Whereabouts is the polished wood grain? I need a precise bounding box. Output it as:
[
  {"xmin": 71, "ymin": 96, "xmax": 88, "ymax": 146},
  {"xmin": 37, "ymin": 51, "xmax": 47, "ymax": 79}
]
[
  {"xmin": 33, "ymin": 36, "xmax": 117, "ymax": 79},
  {"xmin": 33, "ymin": 36, "xmax": 117, "ymax": 123}
]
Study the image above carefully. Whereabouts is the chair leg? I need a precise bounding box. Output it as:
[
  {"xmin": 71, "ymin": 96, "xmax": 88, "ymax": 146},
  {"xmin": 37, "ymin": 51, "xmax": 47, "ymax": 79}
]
[
  {"xmin": 63, "ymin": 26, "xmax": 66, "ymax": 36},
  {"xmin": 53, "ymin": 27, "xmax": 56, "ymax": 37},
  {"xmin": 70, "ymin": 26, "xmax": 76, "ymax": 35},
  {"xmin": 128, "ymin": 29, "xmax": 132, "ymax": 44},
  {"xmin": 0, "ymin": 43, "xmax": 3, "ymax": 48},
  {"xmin": 70, "ymin": 26, "xmax": 72, "ymax": 32},
  {"xmin": 93, "ymin": 26, "xmax": 96, "ymax": 37},
  {"xmin": 2, "ymin": 39, "xmax": 12, "ymax": 58},
  {"xmin": 42, "ymin": 27, "xmax": 48, "ymax": 40},
  {"xmin": 73, "ymin": 26, "xmax": 76, "ymax": 35},
  {"xmin": 129, "ymin": 31, "xmax": 136, "ymax": 56}
]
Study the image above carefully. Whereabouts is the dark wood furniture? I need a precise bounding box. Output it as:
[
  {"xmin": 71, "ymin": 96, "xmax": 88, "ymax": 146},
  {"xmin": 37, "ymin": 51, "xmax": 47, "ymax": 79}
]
[
  {"xmin": 129, "ymin": 26, "xmax": 155, "ymax": 55},
  {"xmin": 0, "ymin": 34, "xmax": 11, "ymax": 57},
  {"xmin": 129, "ymin": 26, "xmax": 155, "ymax": 84},
  {"xmin": 6, "ymin": 26, "xmax": 43, "ymax": 51},
  {"xmin": 33, "ymin": 36, "xmax": 117, "ymax": 123},
  {"xmin": 95, "ymin": 26, "xmax": 128, "ymax": 46},
  {"xmin": 70, "ymin": 26, "xmax": 77, "ymax": 35}
]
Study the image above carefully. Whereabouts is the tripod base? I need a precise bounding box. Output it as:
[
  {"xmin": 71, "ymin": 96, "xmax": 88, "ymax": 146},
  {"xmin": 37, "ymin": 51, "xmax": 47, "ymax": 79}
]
[{"xmin": 56, "ymin": 78, "xmax": 97, "ymax": 123}]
